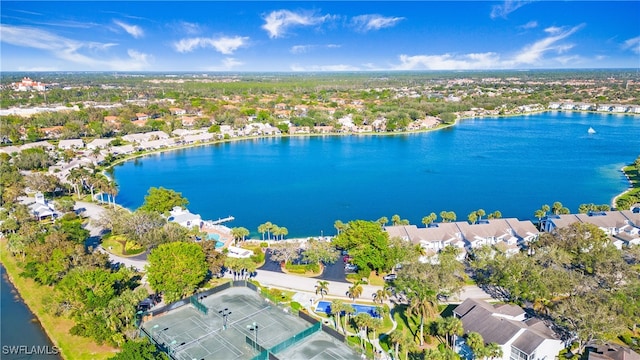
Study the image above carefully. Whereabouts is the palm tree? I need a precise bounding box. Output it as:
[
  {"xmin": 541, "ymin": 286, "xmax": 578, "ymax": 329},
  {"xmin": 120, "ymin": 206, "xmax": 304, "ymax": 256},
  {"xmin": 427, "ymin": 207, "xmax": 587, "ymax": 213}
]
[
  {"xmin": 271, "ymin": 225, "xmax": 282, "ymax": 241},
  {"xmin": 230, "ymin": 227, "xmax": 250, "ymax": 245},
  {"xmin": 373, "ymin": 288, "xmax": 391, "ymax": 304},
  {"xmin": 476, "ymin": 209, "xmax": 486, "ymax": 221},
  {"xmin": 330, "ymin": 299, "xmax": 348, "ymax": 334},
  {"xmin": 552, "ymin": 201, "xmax": 563, "ymax": 215},
  {"xmin": 353, "ymin": 313, "xmax": 373, "ymax": 348},
  {"xmin": 342, "ymin": 305, "xmax": 356, "ymax": 334},
  {"xmin": 438, "ymin": 317, "xmax": 463, "ymax": 349},
  {"xmin": 391, "ymin": 214, "xmax": 401, "ymax": 226},
  {"xmin": 406, "ymin": 286, "xmax": 438, "ymax": 347},
  {"xmin": 468, "ymin": 211, "xmax": 478, "ymax": 224},
  {"xmin": 346, "ymin": 282, "xmax": 363, "ymax": 302},
  {"xmin": 484, "ymin": 342, "xmax": 503, "ymax": 360},
  {"xmin": 278, "ymin": 226, "xmax": 288, "ymax": 240},
  {"xmin": 258, "ymin": 222, "xmax": 268, "ymax": 240},
  {"xmin": 421, "ymin": 212, "xmax": 437, "ymax": 227},
  {"xmin": 315, "ymin": 280, "xmax": 329, "ymax": 299},
  {"xmin": 465, "ymin": 332, "xmax": 485, "ymax": 358},
  {"xmin": 376, "ymin": 216, "xmax": 389, "ymax": 227},
  {"xmin": 334, "ymin": 220, "xmax": 346, "ymax": 234}
]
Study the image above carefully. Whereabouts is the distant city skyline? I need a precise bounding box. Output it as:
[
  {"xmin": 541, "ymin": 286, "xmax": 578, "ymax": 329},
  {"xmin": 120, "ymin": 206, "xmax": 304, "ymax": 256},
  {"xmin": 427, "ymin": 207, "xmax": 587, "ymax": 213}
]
[{"xmin": 1, "ymin": 1, "xmax": 639, "ymax": 72}]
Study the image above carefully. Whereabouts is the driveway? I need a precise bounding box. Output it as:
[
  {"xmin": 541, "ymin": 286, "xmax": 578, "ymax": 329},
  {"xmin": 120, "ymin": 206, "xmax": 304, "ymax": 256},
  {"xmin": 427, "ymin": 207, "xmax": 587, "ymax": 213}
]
[{"xmin": 258, "ymin": 249, "xmax": 284, "ymax": 273}]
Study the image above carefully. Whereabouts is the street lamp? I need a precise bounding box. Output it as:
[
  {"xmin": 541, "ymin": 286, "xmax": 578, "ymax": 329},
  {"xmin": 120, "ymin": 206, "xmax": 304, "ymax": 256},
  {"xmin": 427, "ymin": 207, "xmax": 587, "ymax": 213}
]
[
  {"xmin": 218, "ymin": 308, "xmax": 232, "ymax": 330},
  {"xmin": 247, "ymin": 322, "xmax": 259, "ymax": 350}
]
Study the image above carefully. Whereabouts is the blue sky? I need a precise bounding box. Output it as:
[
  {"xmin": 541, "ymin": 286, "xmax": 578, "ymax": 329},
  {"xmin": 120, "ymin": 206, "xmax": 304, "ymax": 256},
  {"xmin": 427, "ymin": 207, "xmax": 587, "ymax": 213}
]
[{"xmin": 1, "ymin": 1, "xmax": 639, "ymax": 72}]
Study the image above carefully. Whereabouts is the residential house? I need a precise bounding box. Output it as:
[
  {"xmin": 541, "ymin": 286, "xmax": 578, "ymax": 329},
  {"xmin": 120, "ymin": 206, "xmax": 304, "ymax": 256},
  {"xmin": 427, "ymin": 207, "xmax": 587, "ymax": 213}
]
[
  {"xmin": 86, "ymin": 138, "xmax": 112, "ymax": 150},
  {"xmin": 181, "ymin": 116, "xmax": 198, "ymax": 127},
  {"xmin": 169, "ymin": 107, "xmax": 186, "ymax": 115},
  {"xmin": 289, "ymin": 126, "xmax": 311, "ymax": 134},
  {"xmin": 168, "ymin": 206, "xmax": 202, "ymax": 229},
  {"xmin": 104, "ymin": 115, "xmax": 120, "ymax": 129},
  {"xmin": 597, "ymin": 104, "xmax": 613, "ymax": 112},
  {"xmin": 542, "ymin": 211, "xmax": 640, "ymax": 249},
  {"xmin": 612, "ymin": 104, "xmax": 628, "ymax": 113},
  {"xmin": 131, "ymin": 119, "xmax": 148, "ymax": 127},
  {"xmin": 577, "ymin": 103, "xmax": 595, "ymax": 111},
  {"xmin": 40, "ymin": 126, "xmax": 64, "ymax": 138},
  {"xmin": 385, "ymin": 223, "xmax": 466, "ymax": 262},
  {"xmin": 137, "ymin": 138, "xmax": 175, "ymax": 150},
  {"xmin": 457, "ymin": 219, "xmax": 521, "ymax": 256},
  {"xmin": 109, "ymin": 145, "xmax": 135, "ymax": 156},
  {"xmin": 504, "ymin": 218, "xmax": 540, "ymax": 247},
  {"xmin": 58, "ymin": 139, "xmax": 84, "ymax": 150},
  {"xmin": 548, "ymin": 103, "xmax": 561, "ymax": 110},
  {"xmin": 122, "ymin": 131, "xmax": 169, "ymax": 144},
  {"xmin": 20, "ymin": 141, "xmax": 55, "ymax": 151},
  {"xmin": 454, "ymin": 298, "xmax": 564, "ymax": 360},
  {"xmin": 182, "ymin": 133, "xmax": 214, "ymax": 144},
  {"xmin": 586, "ymin": 343, "xmax": 640, "ymax": 360},
  {"xmin": 28, "ymin": 192, "xmax": 59, "ymax": 220},
  {"xmin": 540, "ymin": 214, "xmax": 581, "ymax": 233},
  {"xmin": 135, "ymin": 113, "xmax": 149, "ymax": 121},
  {"xmin": 560, "ymin": 102, "xmax": 576, "ymax": 110}
]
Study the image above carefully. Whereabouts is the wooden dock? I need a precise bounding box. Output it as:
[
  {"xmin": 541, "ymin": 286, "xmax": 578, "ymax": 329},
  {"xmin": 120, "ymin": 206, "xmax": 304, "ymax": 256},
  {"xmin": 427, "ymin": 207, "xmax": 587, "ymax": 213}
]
[{"xmin": 209, "ymin": 216, "xmax": 235, "ymax": 225}]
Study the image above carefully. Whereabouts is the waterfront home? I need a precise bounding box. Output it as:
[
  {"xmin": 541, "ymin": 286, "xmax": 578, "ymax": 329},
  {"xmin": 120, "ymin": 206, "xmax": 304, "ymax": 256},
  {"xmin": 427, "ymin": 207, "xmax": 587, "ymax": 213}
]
[
  {"xmin": 182, "ymin": 132, "xmax": 215, "ymax": 144},
  {"xmin": 597, "ymin": 104, "xmax": 613, "ymax": 112},
  {"xmin": 612, "ymin": 104, "xmax": 629, "ymax": 113},
  {"xmin": 385, "ymin": 223, "xmax": 467, "ymax": 262},
  {"xmin": 542, "ymin": 211, "xmax": 640, "ymax": 249},
  {"xmin": 560, "ymin": 102, "xmax": 576, "ymax": 110},
  {"xmin": 28, "ymin": 192, "xmax": 59, "ymax": 220},
  {"xmin": 122, "ymin": 131, "xmax": 169, "ymax": 144},
  {"xmin": 137, "ymin": 138, "xmax": 176, "ymax": 151},
  {"xmin": 577, "ymin": 103, "xmax": 595, "ymax": 111},
  {"xmin": 540, "ymin": 214, "xmax": 582, "ymax": 233},
  {"xmin": 168, "ymin": 206, "xmax": 203, "ymax": 229},
  {"xmin": 58, "ymin": 139, "xmax": 84, "ymax": 150},
  {"xmin": 289, "ymin": 126, "xmax": 311, "ymax": 134},
  {"xmin": 548, "ymin": 102, "xmax": 561, "ymax": 110},
  {"xmin": 457, "ymin": 219, "xmax": 521, "ymax": 256},
  {"xmin": 109, "ymin": 144, "xmax": 135, "ymax": 156},
  {"xmin": 454, "ymin": 298, "xmax": 564, "ymax": 360},
  {"xmin": 87, "ymin": 138, "xmax": 111, "ymax": 150}
]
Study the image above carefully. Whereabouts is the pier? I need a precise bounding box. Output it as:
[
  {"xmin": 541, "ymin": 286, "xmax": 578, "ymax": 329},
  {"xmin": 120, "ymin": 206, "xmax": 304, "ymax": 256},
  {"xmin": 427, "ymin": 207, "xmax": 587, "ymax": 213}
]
[{"xmin": 209, "ymin": 216, "xmax": 235, "ymax": 225}]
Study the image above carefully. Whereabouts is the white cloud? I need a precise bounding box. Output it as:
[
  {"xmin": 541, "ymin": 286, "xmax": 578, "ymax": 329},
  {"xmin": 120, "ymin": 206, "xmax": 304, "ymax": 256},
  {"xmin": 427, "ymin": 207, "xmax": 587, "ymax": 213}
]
[
  {"xmin": 290, "ymin": 64, "xmax": 360, "ymax": 72},
  {"xmin": 0, "ymin": 24, "xmax": 150, "ymax": 70},
  {"xmin": 170, "ymin": 21, "xmax": 202, "ymax": 35},
  {"xmin": 205, "ymin": 57, "xmax": 244, "ymax": 71},
  {"xmin": 519, "ymin": 21, "xmax": 538, "ymax": 30},
  {"xmin": 351, "ymin": 14, "xmax": 404, "ymax": 32},
  {"xmin": 113, "ymin": 20, "xmax": 144, "ymax": 38},
  {"xmin": 391, "ymin": 23, "xmax": 585, "ymax": 70},
  {"xmin": 491, "ymin": 0, "xmax": 532, "ymax": 19},
  {"xmin": 173, "ymin": 36, "xmax": 249, "ymax": 54},
  {"xmin": 261, "ymin": 10, "xmax": 332, "ymax": 39},
  {"xmin": 394, "ymin": 53, "xmax": 500, "ymax": 70},
  {"xmin": 622, "ymin": 36, "xmax": 640, "ymax": 54},
  {"xmin": 290, "ymin": 43, "xmax": 341, "ymax": 54},
  {"xmin": 509, "ymin": 24, "xmax": 584, "ymax": 65}
]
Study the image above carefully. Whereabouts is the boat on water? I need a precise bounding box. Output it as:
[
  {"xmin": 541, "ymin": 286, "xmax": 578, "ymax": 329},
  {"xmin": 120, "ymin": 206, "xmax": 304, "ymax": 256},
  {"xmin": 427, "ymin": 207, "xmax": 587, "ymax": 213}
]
[{"xmin": 588, "ymin": 127, "xmax": 596, "ymax": 134}]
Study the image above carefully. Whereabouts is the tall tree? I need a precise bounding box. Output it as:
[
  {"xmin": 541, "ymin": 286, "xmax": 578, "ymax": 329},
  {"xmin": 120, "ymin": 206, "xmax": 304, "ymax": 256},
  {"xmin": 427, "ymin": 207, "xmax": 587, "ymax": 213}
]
[
  {"xmin": 230, "ymin": 227, "xmax": 250, "ymax": 245},
  {"xmin": 315, "ymin": 280, "xmax": 329, "ymax": 299},
  {"xmin": 139, "ymin": 187, "xmax": 188, "ymax": 215},
  {"xmin": 145, "ymin": 242, "xmax": 207, "ymax": 303},
  {"xmin": 332, "ymin": 220, "xmax": 391, "ymax": 272},
  {"xmin": 346, "ymin": 282, "xmax": 363, "ymax": 302}
]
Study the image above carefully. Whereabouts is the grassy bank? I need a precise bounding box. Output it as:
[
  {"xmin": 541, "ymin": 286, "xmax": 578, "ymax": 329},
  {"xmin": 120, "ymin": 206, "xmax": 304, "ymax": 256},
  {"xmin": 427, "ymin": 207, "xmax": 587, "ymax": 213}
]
[{"xmin": 0, "ymin": 238, "xmax": 117, "ymax": 360}]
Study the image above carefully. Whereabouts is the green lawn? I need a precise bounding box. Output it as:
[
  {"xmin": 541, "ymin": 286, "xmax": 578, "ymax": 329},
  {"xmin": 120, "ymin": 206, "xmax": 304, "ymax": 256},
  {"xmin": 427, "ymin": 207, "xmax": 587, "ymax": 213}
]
[{"xmin": 101, "ymin": 235, "xmax": 144, "ymax": 257}]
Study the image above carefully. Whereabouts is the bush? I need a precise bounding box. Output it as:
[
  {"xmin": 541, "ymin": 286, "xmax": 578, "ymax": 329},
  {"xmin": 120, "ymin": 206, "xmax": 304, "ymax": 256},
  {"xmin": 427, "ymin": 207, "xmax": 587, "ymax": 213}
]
[
  {"xmin": 260, "ymin": 242, "xmax": 269, "ymax": 248},
  {"xmin": 290, "ymin": 301, "xmax": 302, "ymax": 311}
]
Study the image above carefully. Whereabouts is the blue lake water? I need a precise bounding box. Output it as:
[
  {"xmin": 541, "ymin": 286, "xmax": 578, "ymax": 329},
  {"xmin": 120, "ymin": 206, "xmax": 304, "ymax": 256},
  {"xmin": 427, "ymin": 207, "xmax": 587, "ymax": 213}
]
[
  {"xmin": 112, "ymin": 112, "xmax": 640, "ymax": 238},
  {"xmin": 0, "ymin": 265, "xmax": 62, "ymax": 359}
]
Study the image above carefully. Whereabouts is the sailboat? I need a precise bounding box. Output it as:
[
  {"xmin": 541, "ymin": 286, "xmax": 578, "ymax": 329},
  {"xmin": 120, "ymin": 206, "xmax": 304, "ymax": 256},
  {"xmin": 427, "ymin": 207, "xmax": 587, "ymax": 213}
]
[{"xmin": 588, "ymin": 127, "xmax": 596, "ymax": 134}]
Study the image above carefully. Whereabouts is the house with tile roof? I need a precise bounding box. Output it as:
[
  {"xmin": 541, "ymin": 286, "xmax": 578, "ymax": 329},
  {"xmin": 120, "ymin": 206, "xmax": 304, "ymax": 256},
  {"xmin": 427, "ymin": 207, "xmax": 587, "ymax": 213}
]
[{"xmin": 454, "ymin": 298, "xmax": 564, "ymax": 360}]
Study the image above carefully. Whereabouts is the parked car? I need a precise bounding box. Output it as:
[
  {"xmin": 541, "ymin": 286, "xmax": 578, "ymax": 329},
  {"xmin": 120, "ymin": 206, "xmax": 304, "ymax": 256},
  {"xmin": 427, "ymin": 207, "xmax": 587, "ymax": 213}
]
[
  {"xmin": 345, "ymin": 263, "xmax": 358, "ymax": 272},
  {"xmin": 383, "ymin": 273, "xmax": 397, "ymax": 281},
  {"xmin": 343, "ymin": 255, "xmax": 352, "ymax": 262}
]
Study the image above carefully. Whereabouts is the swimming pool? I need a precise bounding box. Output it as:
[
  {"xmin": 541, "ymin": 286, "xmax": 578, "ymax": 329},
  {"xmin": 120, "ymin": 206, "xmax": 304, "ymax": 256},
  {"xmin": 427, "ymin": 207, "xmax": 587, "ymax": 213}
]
[
  {"xmin": 315, "ymin": 301, "xmax": 380, "ymax": 318},
  {"xmin": 205, "ymin": 233, "xmax": 224, "ymax": 248}
]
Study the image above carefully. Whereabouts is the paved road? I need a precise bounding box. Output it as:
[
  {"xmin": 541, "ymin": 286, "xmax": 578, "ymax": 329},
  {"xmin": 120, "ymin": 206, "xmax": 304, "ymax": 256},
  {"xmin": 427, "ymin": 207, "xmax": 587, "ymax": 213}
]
[
  {"xmin": 74, "ymin": 200, "xmax": 491, "ymax": 302},
  {"xmin": 260, "ymin": 249, "xmax": 348, "ymax": 282}
]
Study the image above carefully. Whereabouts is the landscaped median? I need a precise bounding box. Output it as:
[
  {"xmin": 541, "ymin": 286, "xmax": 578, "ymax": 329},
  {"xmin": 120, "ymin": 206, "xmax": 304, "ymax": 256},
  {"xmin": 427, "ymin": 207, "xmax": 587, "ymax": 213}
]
[{"xmin": 0, "ymin": 238, "xmax": 116, "ymax": 360}]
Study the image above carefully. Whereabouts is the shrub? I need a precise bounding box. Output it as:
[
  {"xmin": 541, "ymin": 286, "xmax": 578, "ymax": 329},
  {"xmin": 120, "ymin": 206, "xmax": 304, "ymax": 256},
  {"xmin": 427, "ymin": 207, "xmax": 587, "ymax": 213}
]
[{"xmin": 260, "ymin": 242, "xmax": 269, "ymax": 248}]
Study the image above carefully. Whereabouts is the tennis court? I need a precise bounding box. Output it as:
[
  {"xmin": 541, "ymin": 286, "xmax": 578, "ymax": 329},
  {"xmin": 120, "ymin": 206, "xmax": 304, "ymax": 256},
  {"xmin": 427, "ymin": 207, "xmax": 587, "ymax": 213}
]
[{"xmin": 141, "ymin": 286, "xmax": 360, "ymax": 360}]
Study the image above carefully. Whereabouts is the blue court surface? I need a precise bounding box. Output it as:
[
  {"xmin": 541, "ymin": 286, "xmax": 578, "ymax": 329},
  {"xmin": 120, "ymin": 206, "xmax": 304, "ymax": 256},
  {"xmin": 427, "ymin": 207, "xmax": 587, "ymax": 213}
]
[{"xmin": 315, "ymin": 301, "xmax": 380, "ymax": 318}]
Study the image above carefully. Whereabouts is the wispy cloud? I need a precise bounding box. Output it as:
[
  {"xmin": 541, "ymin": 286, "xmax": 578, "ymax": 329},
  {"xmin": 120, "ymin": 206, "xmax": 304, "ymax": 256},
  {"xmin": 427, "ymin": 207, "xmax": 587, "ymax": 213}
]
[
  {"xmin": 290, "ymin": 43, "xmax": 340, "ymax": 54},
  {"xmin": 261, "ymin": 10, "xmax": 332, "ymax": 39},
  {"xmin": 0, "ymin": 24, "xmax": 150, "ymax": 70},
  {"xmin": 394, "ymin": 53, "xmax": 500, "ymax": 71},
  {"xmin": 113, "ymin": 20, "xmax": 144, "ymax": 38},
  {"xmin": 491, "ymin": 0, "xmax": 532, "ymax": 19},
  {"xmin": 205, "ymin": 57, "xmax": 244, "ymax": 71},
  {"xmin": 622, "ymin": 36, "xmax": 640, "ymax": 54},
  {"xmin": 291, "ymin": 64, "xmax": 361, "ymax": 72},
  {"xmin": 509, "ymin": 24, "xmax": 584, "ymax": 65},
  {"xmin": 392, "ymin": 23, "xmax": 584, "ymax": 70},
  {"xmin": 173, "ymin": 35, "xmax": 249, "ymax": 54},
  {"xmin": 176, "ymin": 21, "xmax": 202, "ymax": 35},
  {"xmin": 519, "ymin": 21, "xmax": 538, "ymax": 30},
  {"xmin": 351, "ymin": 14, "xmax": 404, "ymax": 32}
]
